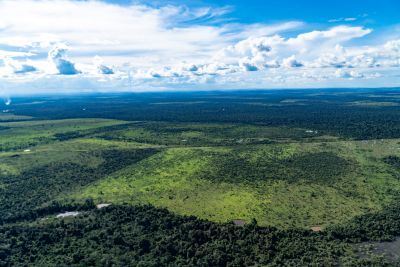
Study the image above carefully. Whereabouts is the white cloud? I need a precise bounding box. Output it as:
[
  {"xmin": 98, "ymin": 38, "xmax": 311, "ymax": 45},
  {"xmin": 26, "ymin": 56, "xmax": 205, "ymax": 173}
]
[
  {"xmin": 0, "ymin": 50, "xmax": 35, "ymax": 59},
  {"xmin": 48, "ymin": 44, "xmax": 81, "ymax": 75},
  {"xmin": 204, "ymin": 26, "xmax": 376, "ymax": 72},
  {"xmin": 0, "ymin": 0, "xmax": 398, "ymax": 93},
  {"xmin": 329, "ymin": 17, "xmax": 357, "ymax": 23},
  {"xmin": 0, "ymin": 0, "xmax": 301, "ymax": 66},
  {"xmin": 93, "ymin": 56, "xmax": 114, "ymax": 75},
  {"xmin": 5, "ymin": 59, "xmax": 37, "ymax": 74},
  {"xmin": 335, "ymin": 69, "xmax": 364, "ymax": 79},
  {"xmin": 97, "ymin": 64, "xmax": 114, "ymax": 75},
  {"xmin": 282, "ymin": 56, "xmax": 303, "ymax": 68}
]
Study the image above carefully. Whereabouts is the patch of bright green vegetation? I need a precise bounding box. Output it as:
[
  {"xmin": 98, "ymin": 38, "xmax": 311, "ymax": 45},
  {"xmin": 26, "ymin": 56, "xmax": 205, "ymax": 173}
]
[
  {"xmin": 71, "ymin": 147, "xmax": 269, "ymax": 223},
  {"xmin": 2, "ymin": 117, "xmax": 400, "ymax": 229},
  {"xmin": 0, "ymin": 146, "xmax": 159, "ymax": 220},
  {"xmin": 0, "ymin": 137, "xmax": 163, "ymax": 176},
  {"xmin": 0, "ymin": 113, "xmax": 33, "ymax": 121},
  {"xmin": 97, "ymin": 122, "xmax": 330, "ymax": 146},
  {"xmin": 71, "ymin": 139, "xmax": 400, "ymax": 229},
  {"xmin": 0, "ymin": 118, "xmax": 128, "ymax": 151}
]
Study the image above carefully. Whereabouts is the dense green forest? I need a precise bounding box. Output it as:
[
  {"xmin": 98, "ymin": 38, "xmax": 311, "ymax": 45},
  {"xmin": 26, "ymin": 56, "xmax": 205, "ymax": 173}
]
[
  {"xmin": 197, "ymin": 150, "xmax": 353, "ymax": 184},
  {"xmin": 1, "ymin": 89, "xmax": 400, "ymax": 266},
  {"xmin": 5, "ymin": 88, "xmax": 400, "ymax": 140},
  {"xmin": 2, "ymin": 203, "xmax": 400, "ymax": 266}
]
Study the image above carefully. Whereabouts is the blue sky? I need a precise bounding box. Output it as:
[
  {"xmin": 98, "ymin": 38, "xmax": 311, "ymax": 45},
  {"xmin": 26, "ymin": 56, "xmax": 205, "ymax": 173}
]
[
  {"xmin": 0, "ymin": 0, "xmax": 399, "ymax": 94},
  {"xmin": 111, "ymin": 0, "xmax": 399, "ymax": 26}
]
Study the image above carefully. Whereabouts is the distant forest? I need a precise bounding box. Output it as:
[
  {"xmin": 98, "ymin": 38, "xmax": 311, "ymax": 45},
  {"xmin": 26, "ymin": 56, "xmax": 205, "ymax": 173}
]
[{"xmin": 4, "ymin": 88, "xmax": 400, "ymax": 140}]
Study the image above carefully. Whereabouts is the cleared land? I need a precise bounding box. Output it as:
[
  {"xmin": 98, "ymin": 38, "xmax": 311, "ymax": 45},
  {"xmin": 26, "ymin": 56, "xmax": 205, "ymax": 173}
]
[
  {"xmin": 1, "ymin": 116, "xmax": 399, "ymax": 229},
  {"xmin": 71, "ymin": 137, "xmax": 400, "ymax": 228}
]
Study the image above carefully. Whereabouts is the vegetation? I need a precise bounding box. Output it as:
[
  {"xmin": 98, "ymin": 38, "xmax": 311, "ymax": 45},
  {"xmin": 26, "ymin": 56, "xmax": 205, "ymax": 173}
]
[
  {"xmin": 0, "ymin": 113, "xmax": 32, "ymax": 122},
  {"xmin": 6, "ymin": 88, "xmax": 400, "ymax": 140},
  {"xmin": 384, "ymin": 155, "xmax": 400, "ymax": 168},
  {"xmin": 0, "ymin": 148, "xmax": 158, "ymax": 222},
  {"xmin": 0, "ymin": 205, "xmax": 352, "ymax": 267},
  {"xmin": 0, "ymin": 119, "xmax": 127, "ymax": 151},
  {"xmin": 1, "ymin": 89, "xmax": 400, "ymax": 265},
  {"xmin": 328, "ymin": 195, "xmax": 400, "ymax": 242},
  {"xmin": 198, "ymin": 149, "xmax": 353, "ymax": 184},
  {"xmin": 72, "ymin": 140, "xmax": 400, "ymax": 229},
  {"xmin": 96, "ymin": 122, "xmax": 326, "ymax": 146}
]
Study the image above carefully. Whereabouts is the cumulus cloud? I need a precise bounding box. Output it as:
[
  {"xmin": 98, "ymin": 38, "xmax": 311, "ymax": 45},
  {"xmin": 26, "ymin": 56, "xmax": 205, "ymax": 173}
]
[
  {"xmin": 3, "ymin": 58, "xmax": 37, "ymax": 74},
  {"xmin": 0, "ymin": 0, "xmax": 302, "ymax": 68},
  {"xmin": 311, "ymin": 40, "xmax": 400, "ymax": 69},
  {"xmin": 208, "ymin": 26, "xmax": 374, "ymax": 71},
  {"xmin": 97, "ymin": 64, "xmax": 114, "ymax": 75},
  {"xmin": 48, "ymin": 45, "xmax": 81, "ymax": 75},
  {"xmin": 15, "ymin": 64, "xmax": 37, "ymax": 74},
  {"xmin": 239, "ymin": 60, "xmax": 258, "ymax": 71},
  {"xmin": 93, "ymin": 56, "xmax": 114, "ymax": 75},
  {"xmin": 0, "ymin": 0, "xmax": 398, "ymax": 93},
  {"xmin": 282, "ymin": 56, "xmax": 303, "ymax": 68},
  {"xmin": 335, "ymin": 69, "xmax": 364, "ymax": 79},
  {"xmin": 106, "ymin": 24, "xmax": 400, "ymax": 87}
]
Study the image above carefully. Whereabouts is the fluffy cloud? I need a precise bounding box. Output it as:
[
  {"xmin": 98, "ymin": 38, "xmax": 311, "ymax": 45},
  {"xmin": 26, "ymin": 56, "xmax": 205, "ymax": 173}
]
[
  {"xmin": 48, "ymin": 45, "xmax": 81, "ymax": 75},
  {"xmin": 0, "ymin": 0, "xmax": 398, "ymax": 93},
  {"xmin": 0, "ymin": 0, "xmax": 300, "ymax": 67},
  {"xmin": 212, "ymin": 26, "xmax": 373, "ymax": 70},
  {"xmin": 129, "ymin": 25, "xmax": 399, "ymax": 87},
  {"xmin": 282, "ymin": 56, "xmax": 303, "ymax": 68},
  {"xmin": 97, "ymin": 64, "xmax": 114, "ymax": 75},
  {"xmin": 93, "ymin": 56, "xmax": 114, "ymax": 75},
  {"xmin": 3, "ymin": 58, "xmax": 37, "ymax": 74},
  {"xmin": 335, "ymin": 69, "xmax": 364, "ymax": 79}
]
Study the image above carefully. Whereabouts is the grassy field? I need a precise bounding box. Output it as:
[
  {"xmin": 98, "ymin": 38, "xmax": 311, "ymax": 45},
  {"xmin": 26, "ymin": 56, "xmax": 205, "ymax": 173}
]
[
  {"xmin": 95, "ymin": 121, "xmax": 337, "ymax": 146},
  {"xmin": 0, "ymin": 113, "xmax": 33, "ymax": 121},
  {"xmin": 66, "ymin": 123, "xmax": 400, "ymax": 228},
  {"xmin": 0, "ymin": 118, "xmax": 128, "ymax": 151},
  {"xmin": 2, "ymin": 116, "xmax": 400, "ymax": 229}
]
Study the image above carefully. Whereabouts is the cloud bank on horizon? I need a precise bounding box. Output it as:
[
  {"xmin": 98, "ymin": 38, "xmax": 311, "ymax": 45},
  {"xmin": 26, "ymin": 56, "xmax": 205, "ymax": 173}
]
[{"xmin": 0, "ymin": 0, "xmax": 399, "ymax": 94}]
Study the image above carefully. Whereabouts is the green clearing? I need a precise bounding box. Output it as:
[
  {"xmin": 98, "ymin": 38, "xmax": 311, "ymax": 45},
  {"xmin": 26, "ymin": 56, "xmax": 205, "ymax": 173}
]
[
  {"xmin": 2, "ymin": 117, "xmax": 400, "ymax": 229},
  {"xmin": 96, "ymin": 122, "xmax": 333, "ymax": 146},
  {"xmin": 0, "ymin": 113, "xmax": 33, "ymax": 121},
  {"xmin": 71, "ymin": 137, "xmax": 400, "ymax": 229},
  {"xmin": 0, "ymin": 118, "xmax": 128, "ymax": 151}
]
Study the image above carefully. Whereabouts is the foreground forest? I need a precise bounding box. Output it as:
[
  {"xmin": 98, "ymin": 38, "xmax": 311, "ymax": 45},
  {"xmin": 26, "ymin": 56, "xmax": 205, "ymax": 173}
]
[{"xmin": 1, "ymin": 88, "xmax": 400, "ymax": 266}]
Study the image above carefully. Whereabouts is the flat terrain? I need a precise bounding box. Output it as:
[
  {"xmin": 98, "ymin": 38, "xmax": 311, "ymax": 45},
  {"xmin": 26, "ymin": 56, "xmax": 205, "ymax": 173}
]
[
  {"xmin": 1, "ymin": 117, "xmax": 399, "ymax": 228},
  {"xmin": 1, "ymin": 89, "xmax": 400, "ymax": 265},
  {"xmin": 71, "ymin": 136, "xmax": 400, "ymax": 229}
]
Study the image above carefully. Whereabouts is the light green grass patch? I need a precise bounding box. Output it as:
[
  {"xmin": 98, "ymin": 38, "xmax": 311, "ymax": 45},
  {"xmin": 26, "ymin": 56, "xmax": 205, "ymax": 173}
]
[
  {"xmin": 0, "ymin": 163, "xmax": 18, "ymax": 175},
  {"xmin": 0, "ymin": 118, "xmax": 128, "ymax": 151},
  {"xmin": 70, "ymin": 139, "xmax": 400, "ymax": 229},
  {"xmin": 71, "ymin": 147, "xmax": 270, "ymax": 223},
  {"xmin": 0, "ymin": 137, "xmax": 141, "ymax": 174},
  {"xmin": 97, "ymin": 122, "xmax": 328, "ymax": 147},
  {"xmin": 0, "ymin": 113, "xmax": 33, "ymax": 121}
]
